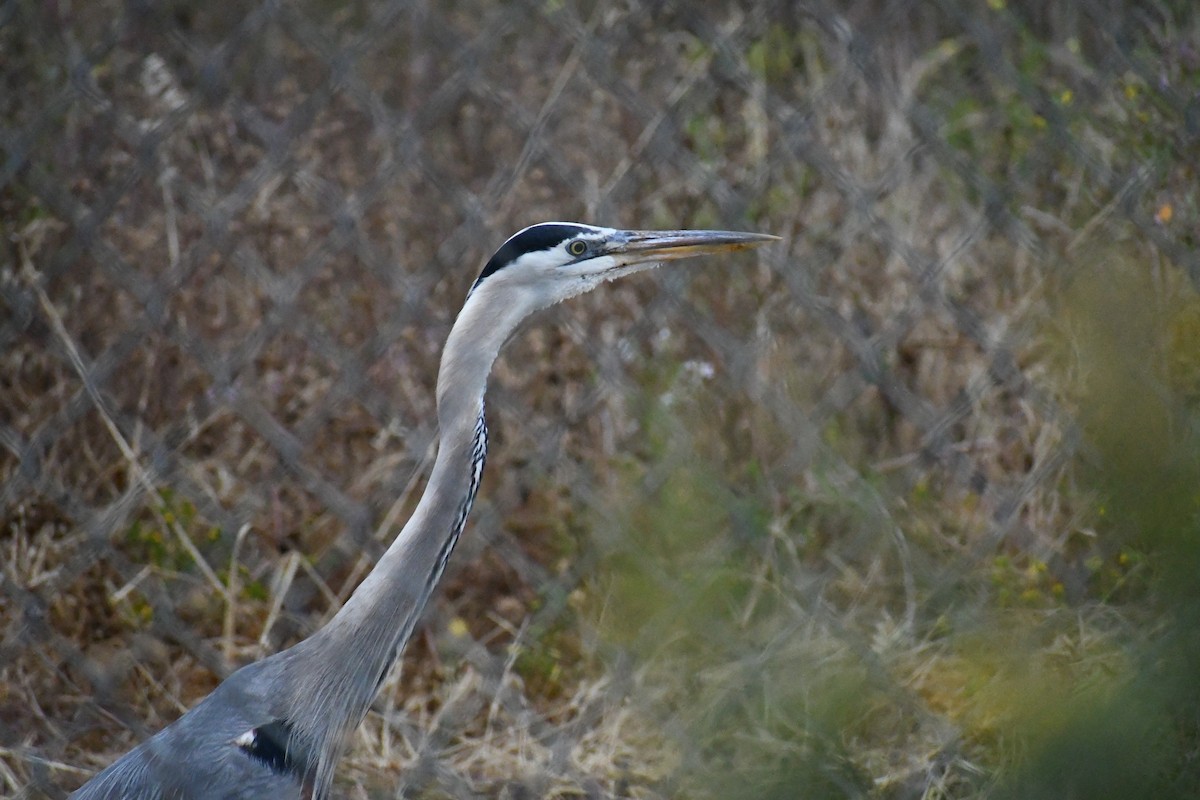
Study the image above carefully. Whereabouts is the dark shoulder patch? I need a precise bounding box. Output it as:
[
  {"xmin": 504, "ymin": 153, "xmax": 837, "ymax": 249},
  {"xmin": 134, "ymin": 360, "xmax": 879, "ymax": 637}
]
[
  {"xmin": 473, "ymin": 223, "xmax": 586, "ymax": 288},
  {"xmin": 237, "ymin": 720, "xmax": 312, "ymax": 782}
]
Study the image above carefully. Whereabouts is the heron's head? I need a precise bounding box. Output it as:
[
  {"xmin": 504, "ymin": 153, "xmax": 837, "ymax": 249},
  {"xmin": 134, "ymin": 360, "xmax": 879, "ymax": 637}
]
[
  {"xmin": 437, "ymin": 221, "xmax": 776, "ymax": 423},
  {"xmin": 468, "ymin": 222, "xmax": 778, "ymax": 309}
]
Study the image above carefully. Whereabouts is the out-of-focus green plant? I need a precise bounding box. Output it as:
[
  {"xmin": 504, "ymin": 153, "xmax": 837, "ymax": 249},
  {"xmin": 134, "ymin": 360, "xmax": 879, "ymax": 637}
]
[
  {"xmin": 588, "ymin": 459, "xmax": 883, "ymax": 798},
  {"xmin": 123, "ymin": 488, "xmax": 203, "ymax": 572},
  {"xmin": 1003, "ymin": 249, "xmax": 1200, "ymax": 799},
  {"xmin": 584, "ymin": 384, "xmax": 907, "ymax": 799}
]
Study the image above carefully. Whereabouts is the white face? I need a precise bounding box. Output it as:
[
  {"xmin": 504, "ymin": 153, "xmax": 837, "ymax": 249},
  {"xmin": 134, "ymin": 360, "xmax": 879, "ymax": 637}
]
[
  {"xmin": 466, "ymin": 221, "xmax": 778, "ymax": 314},
  {"xmin": 439, "ymin": 222, "xmax": 775, "ymax": 426},
  {"xmin": 482, "ymin": 222, "xmax": 667, "ymax": 308}
]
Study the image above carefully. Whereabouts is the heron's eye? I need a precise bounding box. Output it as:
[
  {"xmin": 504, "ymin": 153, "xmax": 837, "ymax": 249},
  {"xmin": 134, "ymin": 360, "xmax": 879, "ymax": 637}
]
[{"xmin": 567, "ymin": 240, "xmax": 587, "ymax": 256}]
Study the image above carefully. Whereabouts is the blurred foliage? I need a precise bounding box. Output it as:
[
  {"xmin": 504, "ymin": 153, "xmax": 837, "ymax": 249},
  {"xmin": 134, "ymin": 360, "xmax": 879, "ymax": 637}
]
[
  {"xmin": 589, "ymin": 472, "xmax": 876, "ymax": 796},
  {"xmin": 123, "ymin": 488, "xmax": 203, "ymax": 572},
  {"xmin": 583, "ymin": 7, "xmax": 1200, "ymax": 797},
  {"xmin": 588, "ymin": 253, "xmax": 1200, "ymax": 798},
  {"xmin": 1006, "ymin": 248, "xmax": 1200, "ymax": 798}
]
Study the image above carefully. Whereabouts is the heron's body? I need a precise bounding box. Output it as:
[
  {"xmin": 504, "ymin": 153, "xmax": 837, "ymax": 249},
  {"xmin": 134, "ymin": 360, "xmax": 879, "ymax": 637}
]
[{"xmin": 72, "ymin": 223, "xmax": 775, "ymax": 799}]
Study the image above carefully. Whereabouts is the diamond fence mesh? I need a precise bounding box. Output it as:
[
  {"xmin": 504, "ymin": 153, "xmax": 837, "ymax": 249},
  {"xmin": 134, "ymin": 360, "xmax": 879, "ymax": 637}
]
[{"xmin": 3, "ymin": 0, "xmax": 1200, "ymax": 797}]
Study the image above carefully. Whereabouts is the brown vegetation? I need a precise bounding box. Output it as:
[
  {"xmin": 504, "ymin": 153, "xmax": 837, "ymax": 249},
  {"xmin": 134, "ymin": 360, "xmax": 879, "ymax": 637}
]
[{"xmin": 3, "ymin": 1, "xmax": 1198, "ymax": 797}]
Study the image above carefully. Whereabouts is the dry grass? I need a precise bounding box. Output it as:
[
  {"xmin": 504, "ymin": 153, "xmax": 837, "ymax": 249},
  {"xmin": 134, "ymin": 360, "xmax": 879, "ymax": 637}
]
[{"xmin": 3, "ymin": 1, "xmax": 1199, "ymax": 797}]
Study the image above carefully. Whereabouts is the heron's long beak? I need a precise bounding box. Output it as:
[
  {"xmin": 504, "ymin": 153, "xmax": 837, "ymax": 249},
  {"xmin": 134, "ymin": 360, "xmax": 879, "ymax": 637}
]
[{"xmin": 606, "ymin": 229, "xmax": 780, "ymax": 264}]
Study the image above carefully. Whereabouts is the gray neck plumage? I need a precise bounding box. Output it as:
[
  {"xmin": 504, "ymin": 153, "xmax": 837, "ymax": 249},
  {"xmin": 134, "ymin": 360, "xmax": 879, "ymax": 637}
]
[{"xmin": 276, "ymin": 273, "xmax": 533, "ymax": 794}]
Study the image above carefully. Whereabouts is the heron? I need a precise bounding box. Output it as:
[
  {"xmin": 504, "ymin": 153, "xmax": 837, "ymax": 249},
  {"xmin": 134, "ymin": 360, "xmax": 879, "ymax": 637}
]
[{"xmin": 71, "ymin": 222, "xmax": 777, "ymax": 799}]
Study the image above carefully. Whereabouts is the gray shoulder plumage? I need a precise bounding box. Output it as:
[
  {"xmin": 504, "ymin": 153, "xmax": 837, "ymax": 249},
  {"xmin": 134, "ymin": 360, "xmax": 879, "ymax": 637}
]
[{"xmin": 71, "ymin": 658, "xmax": 312, "ymax": 800}]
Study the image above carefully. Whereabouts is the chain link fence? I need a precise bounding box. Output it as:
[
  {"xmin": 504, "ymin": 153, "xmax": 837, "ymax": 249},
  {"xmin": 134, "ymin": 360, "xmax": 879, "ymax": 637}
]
[{"xmin": 3, "ymin": 0, "xmax": 1199, "ymax": 797}]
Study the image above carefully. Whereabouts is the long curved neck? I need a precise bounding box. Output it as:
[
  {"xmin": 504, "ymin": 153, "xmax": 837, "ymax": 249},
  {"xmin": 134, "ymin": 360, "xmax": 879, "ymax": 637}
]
[
  {"xmin": 280, "ymin": 277, "xmax": 538, "ymax": 791},
  {"xmin": 328, "ymin": 277, "xmax": 535, "ymax": 638}
]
